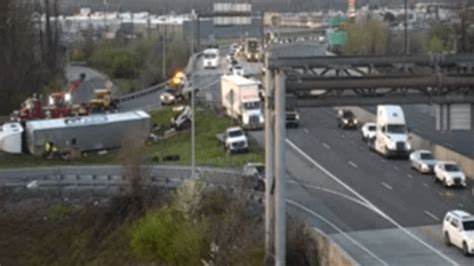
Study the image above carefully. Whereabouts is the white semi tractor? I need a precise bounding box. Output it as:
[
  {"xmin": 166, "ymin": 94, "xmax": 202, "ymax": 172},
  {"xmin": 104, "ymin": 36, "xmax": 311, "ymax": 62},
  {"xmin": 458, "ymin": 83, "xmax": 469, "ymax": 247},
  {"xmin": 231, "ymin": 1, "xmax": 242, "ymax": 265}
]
[
  {"xmin": 374, "ymin": 105, "xmax": 411, "ymax": 158},
  {"xmin": 221, "ymin": 75, "xmax": 264, "ymax": 129}
]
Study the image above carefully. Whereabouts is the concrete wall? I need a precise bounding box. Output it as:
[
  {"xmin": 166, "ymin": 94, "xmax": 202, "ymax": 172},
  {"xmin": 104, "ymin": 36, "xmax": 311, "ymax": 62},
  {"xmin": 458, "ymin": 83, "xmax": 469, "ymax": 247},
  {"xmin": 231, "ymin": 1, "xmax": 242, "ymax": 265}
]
[
  {"xmin": 305, "ymin": 227, "xmax": 358, "ymax": 266},
  {"xmin": 343, "ymin": 107, "xmax": 474, "ymax": 179}
]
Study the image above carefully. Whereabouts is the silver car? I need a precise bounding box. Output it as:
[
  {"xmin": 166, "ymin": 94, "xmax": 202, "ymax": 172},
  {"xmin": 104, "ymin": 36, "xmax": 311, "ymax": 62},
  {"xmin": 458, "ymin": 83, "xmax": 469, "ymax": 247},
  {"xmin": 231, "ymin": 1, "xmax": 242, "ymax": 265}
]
[{"xmin": 409, "ymin": 150, "xmax": 437, "ymax": 174}]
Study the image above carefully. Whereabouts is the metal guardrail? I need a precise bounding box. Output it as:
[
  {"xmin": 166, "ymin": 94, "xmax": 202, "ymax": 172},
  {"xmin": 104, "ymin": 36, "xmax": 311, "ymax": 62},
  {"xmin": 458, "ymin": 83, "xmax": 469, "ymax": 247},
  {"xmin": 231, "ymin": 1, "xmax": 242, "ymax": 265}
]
[
  {"xmin": 117, "ymin": 53, "xmax": 199, "ymax": 104},
  {"xmin": 0, "ymin": 165, "xmax": 264, "ymax": 204}
]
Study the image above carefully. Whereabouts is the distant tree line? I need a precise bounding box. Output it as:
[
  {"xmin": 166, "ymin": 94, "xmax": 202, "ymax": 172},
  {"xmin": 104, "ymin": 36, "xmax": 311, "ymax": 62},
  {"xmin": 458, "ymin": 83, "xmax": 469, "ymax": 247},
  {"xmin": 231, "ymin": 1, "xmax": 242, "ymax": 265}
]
[{"xmin": 0, "ymin": 0, "xmax": 62, "ymax": 114}]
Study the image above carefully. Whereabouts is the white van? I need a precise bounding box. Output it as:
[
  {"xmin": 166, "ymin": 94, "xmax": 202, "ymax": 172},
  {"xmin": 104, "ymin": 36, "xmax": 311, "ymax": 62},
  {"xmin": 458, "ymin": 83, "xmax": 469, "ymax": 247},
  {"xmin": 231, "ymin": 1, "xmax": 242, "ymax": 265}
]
[
  {"xmin": 374, "ymin": 105, "xmax": 411, "ymax": 158},
  {"xmin": 203, "ymin": 49, "xmax": 219, "ymax": 69}
]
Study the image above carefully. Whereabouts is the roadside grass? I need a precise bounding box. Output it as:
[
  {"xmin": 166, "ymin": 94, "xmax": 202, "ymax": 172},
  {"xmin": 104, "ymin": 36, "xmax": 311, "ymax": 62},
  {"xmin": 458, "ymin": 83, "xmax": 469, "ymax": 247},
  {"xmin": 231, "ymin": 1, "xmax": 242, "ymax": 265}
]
[
  {"xmin": 149, "ymin": 107, "xmax": 263, "ymax": 167},
  {"xmin": 0, "ymin": 107, "xmax": 263, "ymax": 168}
]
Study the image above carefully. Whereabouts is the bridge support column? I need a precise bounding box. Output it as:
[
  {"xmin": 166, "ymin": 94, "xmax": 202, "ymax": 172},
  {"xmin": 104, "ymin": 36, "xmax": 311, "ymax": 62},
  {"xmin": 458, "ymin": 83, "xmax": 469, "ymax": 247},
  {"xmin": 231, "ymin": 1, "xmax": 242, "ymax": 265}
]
[{"xmin": 274, "ymin": 70, "xmax": 286, "ymax": 266}]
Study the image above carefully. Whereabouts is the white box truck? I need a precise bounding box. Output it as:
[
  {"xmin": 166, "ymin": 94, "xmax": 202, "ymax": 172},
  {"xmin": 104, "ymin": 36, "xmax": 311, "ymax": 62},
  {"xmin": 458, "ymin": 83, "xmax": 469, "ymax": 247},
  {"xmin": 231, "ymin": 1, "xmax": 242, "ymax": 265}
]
[
  {"xmin": 374, "ymin": 105, "xmax": 411, "ymax": 158},
  {"xmin": 221, "ymin": 75, "xmax": 264, "ymax": 129},
  {"xmin": 203, "ymin": 48, "xmax": 219, "ymax": 69}
]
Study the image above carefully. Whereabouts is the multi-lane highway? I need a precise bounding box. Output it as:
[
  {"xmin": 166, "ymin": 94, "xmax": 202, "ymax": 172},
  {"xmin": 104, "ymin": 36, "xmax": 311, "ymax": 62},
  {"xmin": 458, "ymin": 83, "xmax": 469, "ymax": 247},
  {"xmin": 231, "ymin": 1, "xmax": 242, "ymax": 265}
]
[
  {"xmin": 54, "ymin": 43, "xmax": 474, "ymax": 265},
  {"xmin": 191, "ymin": 43, "xmax": 474, "ymax": 265}
]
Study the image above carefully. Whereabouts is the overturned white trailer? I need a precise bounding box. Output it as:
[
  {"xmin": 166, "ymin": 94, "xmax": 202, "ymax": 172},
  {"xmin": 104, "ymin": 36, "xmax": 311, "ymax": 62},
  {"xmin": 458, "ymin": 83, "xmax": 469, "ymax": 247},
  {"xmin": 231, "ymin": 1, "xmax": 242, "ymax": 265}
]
[{"xmin": 0, "ymin": 111, "xmax": 151, "ymax": 156}]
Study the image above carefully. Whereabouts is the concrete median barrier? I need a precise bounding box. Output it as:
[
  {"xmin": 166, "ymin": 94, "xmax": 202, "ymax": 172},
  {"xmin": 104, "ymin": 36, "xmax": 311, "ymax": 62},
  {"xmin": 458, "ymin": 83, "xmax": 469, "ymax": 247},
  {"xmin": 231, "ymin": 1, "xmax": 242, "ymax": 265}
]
[{"xmin": 305, "ymin": 227, "xmax": 358, "ymax": 266}]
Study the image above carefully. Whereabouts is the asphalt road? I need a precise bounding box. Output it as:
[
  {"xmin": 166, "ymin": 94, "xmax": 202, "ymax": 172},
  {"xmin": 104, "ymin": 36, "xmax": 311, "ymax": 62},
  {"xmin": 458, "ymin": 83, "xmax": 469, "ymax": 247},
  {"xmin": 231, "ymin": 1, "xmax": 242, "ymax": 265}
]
[
  {"xmin": 191, "ymin": 44, "xmax": 474, "ymax": 265},
  {"xmin": 401, "ymin": 105, "xmax": 473, "ymax": 158},
  {"xmin": 249, "ymin": 107, "xmax": 474, "ymax": 265},
  {"xmin": 65, "ymin": 65, "xmax": 118, "ymax": 105}
]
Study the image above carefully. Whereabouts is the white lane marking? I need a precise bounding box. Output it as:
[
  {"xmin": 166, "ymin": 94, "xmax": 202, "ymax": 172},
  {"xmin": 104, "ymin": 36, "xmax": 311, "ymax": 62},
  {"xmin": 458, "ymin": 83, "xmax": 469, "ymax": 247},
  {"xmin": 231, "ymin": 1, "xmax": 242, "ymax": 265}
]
[
  {"xmin": 444, "ymin": 143, "xmax": 454, "ymax": 149},
  {"xmin": 424, "ymin": 210, "xmax": 440, "ymax": 222},
  {"xmin": 348, "ymin": 161, "xmax": 358, "ymax": 169},
  {"xmin": 287, "ymin": 181, "xmax": 370, "ymax": 208},
  {"xmin": 321, "ymin": 108, "xmax": 337, "ymax": 117},
  {"xmin": 303, "ymin": 128, "xmax": 310, "ymax": 134},
  {"xmin": 286, "ymin": 139, "xmax": 458, "ymax": 265},
  {"xmin": 287, "ymin": 200, "xmax": 389, "ymax": 266},
  {"xmin": 381, "ymin": 182, "xmax": 393, "ymax": 190},
  {"xmin": 407, "ymin": 174, "xmax": 414, "ymax": 179},
  {"xmin": 393, "ymin": 166, "xmax": 399, "ymax": 171},
  {"xmin": 322, "ymin": 143, "xmax": 331, "ymax": 150},
  {"xmin": 423, "ymin": 183, "xmax": 429, "ymax": 188}
]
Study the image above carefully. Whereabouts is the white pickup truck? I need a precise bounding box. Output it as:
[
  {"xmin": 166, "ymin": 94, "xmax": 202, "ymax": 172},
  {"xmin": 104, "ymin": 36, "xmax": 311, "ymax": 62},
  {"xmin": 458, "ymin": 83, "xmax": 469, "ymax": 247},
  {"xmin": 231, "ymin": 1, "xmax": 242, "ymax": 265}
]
[{"xmin": 217, "ymin": 127, "xmax": 249, "ymax": 154}]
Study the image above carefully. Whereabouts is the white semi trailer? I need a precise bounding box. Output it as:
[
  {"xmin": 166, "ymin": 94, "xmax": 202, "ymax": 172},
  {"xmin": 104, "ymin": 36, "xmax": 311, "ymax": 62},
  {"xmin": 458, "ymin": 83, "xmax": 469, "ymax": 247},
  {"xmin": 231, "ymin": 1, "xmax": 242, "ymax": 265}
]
[
  {"xmin": 221, "ymin": 75, "xmax": 263, "ymax": 129},
  {"xmin": 0, "ymin": 111, "xmax": 151, "ymax": 156}
]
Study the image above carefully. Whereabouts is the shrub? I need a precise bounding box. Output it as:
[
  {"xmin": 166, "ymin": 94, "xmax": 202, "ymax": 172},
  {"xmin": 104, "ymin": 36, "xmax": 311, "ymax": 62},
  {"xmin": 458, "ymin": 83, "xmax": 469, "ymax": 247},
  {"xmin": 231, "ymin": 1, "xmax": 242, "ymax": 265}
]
[{"xmin": 130, "ymin": 206, "xmax": 208, "ymax": 265}]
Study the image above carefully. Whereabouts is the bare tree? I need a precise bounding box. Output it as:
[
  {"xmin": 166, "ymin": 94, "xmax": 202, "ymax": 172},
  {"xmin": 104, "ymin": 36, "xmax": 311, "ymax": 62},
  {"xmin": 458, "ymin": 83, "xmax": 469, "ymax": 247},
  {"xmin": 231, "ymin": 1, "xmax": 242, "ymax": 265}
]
[{"xmin": 0, "ymin": 0, "xmax": 63, "ymax": 114}]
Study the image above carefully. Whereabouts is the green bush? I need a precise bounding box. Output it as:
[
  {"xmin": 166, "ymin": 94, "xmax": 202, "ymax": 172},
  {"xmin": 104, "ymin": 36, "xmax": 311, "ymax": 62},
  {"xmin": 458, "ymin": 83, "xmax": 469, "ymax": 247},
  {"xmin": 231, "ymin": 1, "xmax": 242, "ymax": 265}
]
[
  {"xmin": 89, "ymin": 47, "xmax": 141, "ymax": 79},
  {"xmin": 130, "ymin": 206, "xmax": 208, "ymax": 265}
]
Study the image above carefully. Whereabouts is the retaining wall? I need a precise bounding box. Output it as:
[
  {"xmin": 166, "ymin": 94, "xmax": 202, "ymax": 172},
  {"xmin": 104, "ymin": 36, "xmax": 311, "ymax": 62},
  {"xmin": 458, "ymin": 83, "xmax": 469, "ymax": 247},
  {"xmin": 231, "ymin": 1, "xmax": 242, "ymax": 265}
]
[{"xmin": 305, "ymin": 227, "xmax": 358, "ymax": 266}]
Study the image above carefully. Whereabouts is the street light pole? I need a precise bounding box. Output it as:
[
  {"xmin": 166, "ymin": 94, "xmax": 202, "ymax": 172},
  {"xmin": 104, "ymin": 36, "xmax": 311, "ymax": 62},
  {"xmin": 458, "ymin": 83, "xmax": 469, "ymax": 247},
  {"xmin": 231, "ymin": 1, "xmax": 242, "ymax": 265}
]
[
  {"xmin": 264, "ymin": 53, "xmax": 275, "ymax": 263},
  {"xmin": 190, "ymin": 8, "xmax": 196, "ymax": 179},
  {"xmin": 404, "ymin": 0, "xmax": 409, "ymax": 55},
  {"xmin": 162, "ymin": 26, "xmax": 167, "ymax": 79},
  {"xmin": 191, "ymin": 75, "xmax": 196, "ymax": 178}
]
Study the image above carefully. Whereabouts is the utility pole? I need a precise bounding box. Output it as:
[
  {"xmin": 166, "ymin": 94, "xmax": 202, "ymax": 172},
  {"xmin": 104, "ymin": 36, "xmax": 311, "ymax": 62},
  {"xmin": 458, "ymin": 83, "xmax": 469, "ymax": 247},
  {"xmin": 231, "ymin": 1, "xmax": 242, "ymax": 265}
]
[
  {"xmin": 190, "ymin": 9, "xmax": 195, "ymax": 53},
  {"xmin": 103, "ymin": 0, "xmax": 109, "ymax": 31},
  {"xmin": 191, "ymin": 74, "xmax": 196, "ymax": 179},
  {"xmin": 404, "ymin": 0, "xmax": 409, "ymax": 55},
  {"xmin": 190, "ymin": 5, "xmax": 197, "ymax": 179},
  {"xmin": 274, "ymin": 70, "xmax": 286, "ymax": 266},
  {"xmin": 261, "ymin": 11, "xmax": 265, "ymax": 49},
  {"xmin": 162, "ymin": 26, "xmax": 167, "ymax": 79},
  {"xmin": 264, "ymin": 53, "xmax": 275, "ymax": 263}
]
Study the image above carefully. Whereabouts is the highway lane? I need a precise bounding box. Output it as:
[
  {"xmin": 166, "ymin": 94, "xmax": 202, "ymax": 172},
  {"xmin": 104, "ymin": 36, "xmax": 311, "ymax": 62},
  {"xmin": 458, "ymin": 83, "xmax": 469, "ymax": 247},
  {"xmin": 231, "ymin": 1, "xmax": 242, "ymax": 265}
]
[
  {"xmin": 403, "ymin": 105, "xmax": 474, "ymax": 158},
  {"xmin": 363, "ymin": 105, "xmax": 474, "ymax": 158},
  {"xmin": 66, "ymin": 65, "xmax": 118, "ymax": 105},
  {"xmin": 275, "ymin": 43, "xmax": 474, "ymax": 159},
  {"xmin": 294, "ymin": 107, "xmax": 474, "ymax": 226},
  {"xmin": 250, "ymin": 126, "xmax": 473, "ymax": 265}
]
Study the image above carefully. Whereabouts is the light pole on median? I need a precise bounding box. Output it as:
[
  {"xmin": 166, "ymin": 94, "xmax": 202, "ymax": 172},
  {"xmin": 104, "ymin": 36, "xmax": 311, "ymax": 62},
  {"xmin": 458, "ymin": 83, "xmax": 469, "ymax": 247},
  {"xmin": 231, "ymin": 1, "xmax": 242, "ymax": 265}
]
[{"xmin": 191, "ymin": 10, "xmax": 197, "ymax": 179}]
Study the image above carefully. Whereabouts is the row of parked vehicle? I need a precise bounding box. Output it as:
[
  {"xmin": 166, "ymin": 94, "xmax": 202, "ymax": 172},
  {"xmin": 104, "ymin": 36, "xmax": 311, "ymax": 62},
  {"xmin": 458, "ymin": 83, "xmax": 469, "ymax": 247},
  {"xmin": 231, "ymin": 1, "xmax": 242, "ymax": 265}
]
[{"xmin": 337, "ymin": 107, "xmax": 473, "ymax": 256}]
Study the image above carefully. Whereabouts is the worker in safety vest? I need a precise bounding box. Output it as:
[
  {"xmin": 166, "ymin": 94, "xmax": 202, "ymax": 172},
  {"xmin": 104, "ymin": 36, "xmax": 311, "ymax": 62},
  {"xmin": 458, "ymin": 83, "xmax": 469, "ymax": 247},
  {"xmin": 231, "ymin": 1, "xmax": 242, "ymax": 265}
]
[{"xmin": 44, "ymin": 141, "xmax": 58, "ymax": 159}]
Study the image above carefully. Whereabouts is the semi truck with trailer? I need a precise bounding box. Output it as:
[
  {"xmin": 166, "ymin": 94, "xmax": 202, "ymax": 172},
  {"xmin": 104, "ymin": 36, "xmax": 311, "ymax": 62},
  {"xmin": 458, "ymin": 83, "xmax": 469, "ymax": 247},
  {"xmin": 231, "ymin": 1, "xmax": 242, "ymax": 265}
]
[
  {"xmin": 374, "ymin": 105, "xmax": 411, "ymax": 158},
  {"xmin": 0, "ymin": 111, "xmax": 151, "ymax": 156},
  {"xmin": 221, "ymin": 75, "xmax": 264, "ymax": 129}
]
